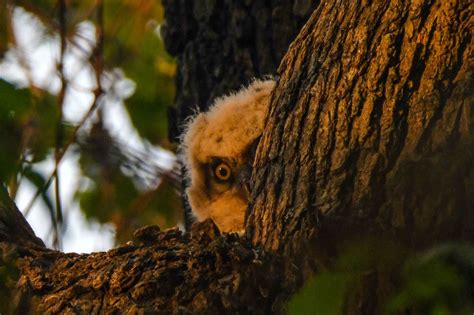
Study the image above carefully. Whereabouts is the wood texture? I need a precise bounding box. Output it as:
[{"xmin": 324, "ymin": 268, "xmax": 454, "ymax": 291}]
[
  {"xmin": 162, "ymin": 0, "xmax": 319, "ymax": 229},
  {"xmin": 0, "ymin": 0, "xmax": 472, "ymax": 313},
  {"xmin": 248, "ymin": 0, "xmax": 473, "ymax": 311},
  {"xmin": 0, "ymin": 186, "xmax": 44, "ymax": 248},
  {"xmin": 162, "ymin": 0, "xmax": 319, "ymax": 141},
  {"xmin": 2, "ymin": 222, "xmax": 283, "ymax": 314}
]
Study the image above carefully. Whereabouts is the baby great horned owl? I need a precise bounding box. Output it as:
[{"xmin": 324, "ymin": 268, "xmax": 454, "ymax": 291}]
[{"xmin": 181, "ymin": 79, "xmax": 275, "ymax": 232}]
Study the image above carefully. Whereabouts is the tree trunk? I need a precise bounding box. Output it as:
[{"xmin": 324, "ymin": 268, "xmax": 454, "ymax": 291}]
[
  {"xmin": 249, "ymin": 0, "xmax": 473, "ymax": 311},
  {"xmin": 162, "ymin": 0, "xmax": 319, "ymax": 230},
  {"xmin": 162, "ymin": 0, "xmax": 319, "ymax": 141},
  {"xmin": 0, "ymin": 0, "xmax": 472, "ymax": 314},
  {"xmin": 252, "ymin": 0, "xmax": 473, "ymax": 255}
]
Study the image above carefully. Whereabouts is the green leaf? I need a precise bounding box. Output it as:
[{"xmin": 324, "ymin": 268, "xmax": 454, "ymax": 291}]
[
  {"xmin": 0, "ymin": 79, "xmax": 32, "ymax": 118},
  {"xmin": 388, "ymin": 244, "xmax": 474, "ymax": 314},
  {"xmin": 288, "ymin": 273, "xmax": 350, "ymax": 315},
  {"xmin": 22, "ymin": 166, "xmax": 56, "ymax": 225},
  {"xmin": 28, "ymin": 93, "xmax": 60, "ymax": 162},
  {"xmin": 0, "ymin": 80, "xmax": 33, "ymax": 181}
]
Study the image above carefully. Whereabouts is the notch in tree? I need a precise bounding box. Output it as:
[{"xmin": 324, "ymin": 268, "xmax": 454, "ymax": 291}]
[{"xmin": 0, "ymin": 0, "xmax": 473, "ymax": 313}]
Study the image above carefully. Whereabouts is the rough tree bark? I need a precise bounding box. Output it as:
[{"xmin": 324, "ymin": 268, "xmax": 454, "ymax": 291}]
[
  {"xmin": 249, "ymin": 0, "xmax": 473, "ymax": 311},
  {"xmin": 0, "ymin": 0, "xmax": 472, "ymax": 314},
  {"xmin": 161, "ymin": 0, "xmax": 319, "ymax": 229},
  {"xmin": 162, "ymin": 0, "xmax": 319, "ymax": 140}
]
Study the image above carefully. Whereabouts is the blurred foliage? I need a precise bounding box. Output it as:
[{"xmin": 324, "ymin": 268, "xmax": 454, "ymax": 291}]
[
  {"xmin": 0, "ymin": 1, "xmax": 180, "ymax": 248},
  {"xmin": 289, "ymin": 273, "xmax": 348, "ymax": 315},
  {"xmin": 288, "ymin": 240, "xmax": 474, "ymax": 315},
  {"xmin": 77, "ymin": 121, "xmax": 181, "ymax": 244},
  {"xmin": 11, "ymin": 0, "xmax": 176, "ymax": 144},
  {"xmin": 389, "ymin": 243, "xmax": 474, "ymax": 314},
  {"xmin": 101, "ymin": 1, "xmax": 175, "ymax": 143}
]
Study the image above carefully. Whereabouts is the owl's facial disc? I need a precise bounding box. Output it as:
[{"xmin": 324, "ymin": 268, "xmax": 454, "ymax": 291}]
[{"xmin": 182, "ymin": 79, "xmax": 275, "ymax": 232}]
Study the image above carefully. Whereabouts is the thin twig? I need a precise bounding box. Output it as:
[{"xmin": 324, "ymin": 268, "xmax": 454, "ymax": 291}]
[
  {"xmin": 50, "ymin": 0, "xmax": 67, "ymax": 250},
  {"xmin": 93, "ymin": 0, "xmax": 104, "ymax": 97},
  {"xmin": 23, "ymin": 1, "xmax": 108, "ymax": 219},
  {"xmin": 23, "ymin": 88, "xmax": 105, "ymax": 217},
  {"xmin": 5, "ymin": 1, "xmax": 34, "ymax": 199}
]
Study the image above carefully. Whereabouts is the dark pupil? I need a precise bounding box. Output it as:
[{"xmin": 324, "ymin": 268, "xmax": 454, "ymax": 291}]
[{"xmin": 218, "ymin": 167, "xmax": 228, "ymax": 177}]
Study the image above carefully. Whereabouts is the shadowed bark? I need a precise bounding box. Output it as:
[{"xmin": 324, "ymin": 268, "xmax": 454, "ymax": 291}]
[
  {"xmin": 0, "ymin": 0, "xmax": 472, "ymax": 313},
  {"xmin": 162, "ymin": 0, "xmax": 319, "ymax": 230},
  {"xmin": 250, "ymin": 0, "xmax": 473, "ymax": 254},
  {"xmin": 0, "ymin": 185, "xmax": 44, "ymax": 248},
  {"xmin": 162, "ymin": 0, "xmax": 319, "ymax": 141},
  {"xmin": 248, "ymin": 0, "xmax": 473, "ymax": 311},
  {"xmin": 1, "ymin": 222, "xmax": 284, "ymax": 314}
]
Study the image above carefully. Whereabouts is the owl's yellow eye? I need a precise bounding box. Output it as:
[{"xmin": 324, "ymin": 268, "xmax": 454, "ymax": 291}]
[{"xmin": 214, "ymin": 163, "xmax": 231, "ymax": 181}]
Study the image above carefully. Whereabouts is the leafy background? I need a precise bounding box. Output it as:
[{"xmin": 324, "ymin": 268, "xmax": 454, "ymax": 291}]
[{"xmin": 0, "ymin": 0, "xmax": 181, "ymax": 249}]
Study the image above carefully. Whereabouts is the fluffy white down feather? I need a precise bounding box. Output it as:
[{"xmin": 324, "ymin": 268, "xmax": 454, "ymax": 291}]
[{"xmin": 181, "ymin": 79, "xmax": 275, "ymax": 232}]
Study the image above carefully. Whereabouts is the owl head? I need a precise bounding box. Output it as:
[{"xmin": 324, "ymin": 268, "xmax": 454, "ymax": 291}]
[{"xmin": 181, "ymin": 79, "xmax": 275, "ymax": 232}]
